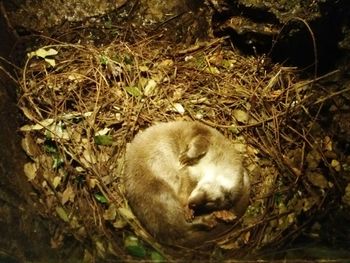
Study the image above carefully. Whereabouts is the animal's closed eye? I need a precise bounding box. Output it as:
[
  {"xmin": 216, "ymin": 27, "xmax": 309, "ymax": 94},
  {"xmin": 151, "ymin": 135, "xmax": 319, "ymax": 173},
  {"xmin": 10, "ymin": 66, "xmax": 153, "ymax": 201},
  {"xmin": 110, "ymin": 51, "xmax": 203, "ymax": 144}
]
[{"xmin": 204, "ymin": 201, "xmax": 217, "ymax": 209}]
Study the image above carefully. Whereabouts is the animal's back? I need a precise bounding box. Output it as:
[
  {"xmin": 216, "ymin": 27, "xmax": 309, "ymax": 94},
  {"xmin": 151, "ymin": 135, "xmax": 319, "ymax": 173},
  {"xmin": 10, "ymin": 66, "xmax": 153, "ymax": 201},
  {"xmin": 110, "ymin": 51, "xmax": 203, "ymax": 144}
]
[{"xmin": 124, "ymin": 122, "xmax": 197, "ymax": 243}]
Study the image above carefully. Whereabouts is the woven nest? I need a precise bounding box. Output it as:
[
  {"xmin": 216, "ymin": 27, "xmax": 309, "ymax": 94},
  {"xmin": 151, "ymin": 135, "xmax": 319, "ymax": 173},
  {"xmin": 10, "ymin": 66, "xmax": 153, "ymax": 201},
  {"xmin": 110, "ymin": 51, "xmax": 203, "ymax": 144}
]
[{"xmin": 17, "ymin": 33, "xmax": 347, "ymax": 260}]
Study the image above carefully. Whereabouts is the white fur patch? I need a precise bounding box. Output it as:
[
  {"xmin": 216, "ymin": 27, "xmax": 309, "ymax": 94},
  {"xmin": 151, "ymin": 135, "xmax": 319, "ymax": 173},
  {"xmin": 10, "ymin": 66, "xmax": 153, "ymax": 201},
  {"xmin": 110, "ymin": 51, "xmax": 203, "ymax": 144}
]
[
  {"xmin": 187, "ymin": 150, "xmax": 243, "ymax": 206},
  {"xmin": 189, "ymin": 159, "xmax": 241, "ymax": 190}
]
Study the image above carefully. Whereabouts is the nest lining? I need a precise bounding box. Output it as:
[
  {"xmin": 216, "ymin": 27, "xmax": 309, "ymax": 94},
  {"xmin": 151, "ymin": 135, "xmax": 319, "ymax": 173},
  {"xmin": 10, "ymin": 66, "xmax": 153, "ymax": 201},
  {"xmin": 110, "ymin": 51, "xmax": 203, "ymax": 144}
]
[{"xmin": 17, "ymin": 34, "xmax": 347, "ymax": 260}]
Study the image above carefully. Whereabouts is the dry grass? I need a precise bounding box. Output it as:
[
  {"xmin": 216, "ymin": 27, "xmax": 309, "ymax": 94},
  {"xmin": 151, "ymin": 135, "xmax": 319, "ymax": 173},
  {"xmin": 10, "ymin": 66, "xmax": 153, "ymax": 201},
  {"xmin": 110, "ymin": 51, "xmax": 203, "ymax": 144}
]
[{"xmin": 17, "ymin": 33, "xmax": 347, "ymax": 260}]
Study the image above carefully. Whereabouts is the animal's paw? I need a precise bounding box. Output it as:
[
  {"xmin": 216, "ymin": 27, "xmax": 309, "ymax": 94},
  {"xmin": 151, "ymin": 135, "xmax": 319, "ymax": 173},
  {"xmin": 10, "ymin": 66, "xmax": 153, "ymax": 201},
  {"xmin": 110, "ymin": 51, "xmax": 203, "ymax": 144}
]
[
  {"xmin": 179, "ymin": 152, "xmax": 195, "ymax": 166},
  {"xmin": 184, "ymin": 205, "xmax": 195, "ymax": 222}
]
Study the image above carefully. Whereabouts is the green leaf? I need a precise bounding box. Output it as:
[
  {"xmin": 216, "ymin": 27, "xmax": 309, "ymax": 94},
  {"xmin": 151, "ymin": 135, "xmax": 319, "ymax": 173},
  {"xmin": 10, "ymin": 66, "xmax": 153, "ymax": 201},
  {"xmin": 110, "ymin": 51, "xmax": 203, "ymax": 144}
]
[
  {"xmin": 44, "ymin": 143, "xmax": 57, "ymax": 154},
  {"xmin": 138, "ymin": 65, "xmax": 149, "ymax": 72},
  {"xmin": 56, "ymin": 206, "xmax": 69, "ymax": 222},
  {"xmin": 228, "ymin": 125, "xmax": 240, "ymax": 134},
  {"xmin": 52, "ymin": 155, "xmax": 64, "ymax": 169},
  {"xmin": 104, "ymin": 20, "xmax": 112, "ymax": 29},
  {"xmin": 150, "ymin": 251, "xmax": 165, "ymax": 262},
  {"xmin": 125, "ymin": 86, "xmax": 142, "ymax": 97},
  {"xmin": 94, "ymin": 135, "xmax": 113, "ymax": 146},
  {"xmin": 94, "ymin": 193, "xmax": 108, "ymax": 204},
  {"xmin": 99, "ymin": 55, "xmax": 109, "ymax": 65},
  {"xmin": 123, "ymin": 54, "xmax": 133, "ymax": 65},
  {"xmin": 124, "ymin": 236, "xmax": 146, "ymax": 258},
  {"xmin": 205, "ymin": 66, "xmax": 220, "ymax": 74},
  {"xmin": 222, "ymin": 59, "xmax": 233, "ymax": 69}
]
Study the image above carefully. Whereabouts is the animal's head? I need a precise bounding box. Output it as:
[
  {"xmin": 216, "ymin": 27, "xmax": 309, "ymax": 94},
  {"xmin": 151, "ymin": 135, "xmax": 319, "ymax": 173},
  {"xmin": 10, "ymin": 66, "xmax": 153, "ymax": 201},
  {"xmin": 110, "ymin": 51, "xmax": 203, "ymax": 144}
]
[
  {"xmin": 187, "ymin": 163, "xmax": 244, "ymax": 212},
  {"xmin": 188, "ymin": 183, "xmax": 231, "ymax": 211}
]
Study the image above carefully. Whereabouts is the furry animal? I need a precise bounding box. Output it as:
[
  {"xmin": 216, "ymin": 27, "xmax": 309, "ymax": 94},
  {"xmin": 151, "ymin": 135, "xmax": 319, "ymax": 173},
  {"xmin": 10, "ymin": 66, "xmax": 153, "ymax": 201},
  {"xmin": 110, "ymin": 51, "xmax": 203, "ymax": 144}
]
[{"xmin": 124, "ymin": 121, "xmax": 250, "ymax": 245}]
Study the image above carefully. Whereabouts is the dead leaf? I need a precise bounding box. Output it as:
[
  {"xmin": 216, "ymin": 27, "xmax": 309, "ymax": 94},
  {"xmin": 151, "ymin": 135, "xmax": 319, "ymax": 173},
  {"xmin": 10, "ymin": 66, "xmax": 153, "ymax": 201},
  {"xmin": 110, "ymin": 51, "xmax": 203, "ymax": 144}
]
[
  {"xmin": 342, "ymin": 183, "xmax": 350, "ymax": 206},
  {"xmin": 300, "ymin": 196, "xmax": 319, "ymax": 212},
  {"xmin": 331, "ymin": 159, "xmax": 341, "ymax": 172},
  {"xmin": 81, "ymin": 149, "xmax": 97, "ymax": 166},
  {"xmin": 23, "ymin": 162, "xmax": 37, "ymax": 181},
  {"xmin": 323, "ymin": 136, "xmax": 333, "ymax": 151},
  {"xmin": 28, "ymin": 47, "xmax": 58, "ymax": 67},
  {"xmin": 213, "ymin": 210, "xmax": 237, "ymax": 222},
  {"xmin": 306, "ymin": 150, "xmax": 322, "ymax": 169},
  {"xmin": 138, "ymin": 65, "xmax": 149, "ymax": 72},
  {"xmin": 95, "ymin": 240, "xmax": 107, "ymax": 258},
  {"xmin": 169, "ymin": 103, "xmax": 185, "ymax": 115},
  {"xmin": 219, "ymin": 241, "xmax": 240, "ymax": 250},
  {"xmin": 19, "ymin": 106, "xmax": 36, "ymax": 121},
  {"xmin": 46, "ymin": 121, "xmax": 70, "ymax": 140},
  {"xmin": 233, "ymin": 109, "xmax": 248, "ymax": 124},
  {"xmin": 113, "ymin": 218, "xmax": 128, "ymax": 229},
  {"xmin": 95, "ymin": 128, "xmax": 111, "ymax": 136},
  {"xmin": 144, "ymin": 79, "xmax": 157, "ymax": 97},
  {"xmin": 67, "ymin": 73, "xmax": 85, "ymax": 82},
  {"xmin": 243, "ymin": 231, "xmax": 251, "ymax": 244},
  {"xmin": 306, "ymin": 171, "xmax": 329, "ymax": 189},
  {"xmin": 157, "ymin": 59, "xmax": 174, "ymax": 68},
  {"xmin": 118, "ymin": 207, "xmax": 136, "ymax": 220},
  {"xmin": 88, "ymin": 178, "xmax": 98, "ymax": 188},
  {"xmin": 50, "ymin": 232, "xmax": 64, "ymax": 249},
  {"xmin": 20, "ymin": 118, "xmax": 54, "ymax": 131},
  {"xmin": 21, "ymin": 134, "xmax": 41, "ymax": 158},
  {"xmin": 28, "ymin": 47, "xmax": 58, "ymax": 59},
  {"xmin": 61, "ymin": 111, "xmax": 93, "ymax": 120},
  {"xmin": 61, "ymin": 184, "xmax": 75, "ymax": 205},
  {"xmin": 44, "ymin": 58, "xmax": 56, "ymax": 67},
  {"xmin": 103, "ymin": 204, "xmax": 117, "ymax": 221},
  {"xmin": 52, "ymin": 176, "xmax": 61, "ymax": 188}
]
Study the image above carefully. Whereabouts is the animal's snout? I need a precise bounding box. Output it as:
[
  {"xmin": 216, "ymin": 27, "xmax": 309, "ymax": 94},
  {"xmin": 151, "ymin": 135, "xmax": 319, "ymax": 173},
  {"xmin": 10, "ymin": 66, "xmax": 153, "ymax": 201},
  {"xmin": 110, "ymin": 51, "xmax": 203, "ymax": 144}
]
[{"xmin": 188, "ymin": 190, "xmax": 206, "ymax": 208}]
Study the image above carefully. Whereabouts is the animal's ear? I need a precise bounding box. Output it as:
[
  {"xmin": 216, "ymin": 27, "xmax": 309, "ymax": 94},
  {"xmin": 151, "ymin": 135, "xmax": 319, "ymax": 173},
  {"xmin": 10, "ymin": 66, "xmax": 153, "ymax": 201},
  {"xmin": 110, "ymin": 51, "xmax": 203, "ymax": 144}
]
[
  {"xmin": 188, "ymin": 189, "xmax": 207, "ymax": 208},
  {"xmin": 180, "ymin": 135, "xmax": 210, "ymax": 166}
]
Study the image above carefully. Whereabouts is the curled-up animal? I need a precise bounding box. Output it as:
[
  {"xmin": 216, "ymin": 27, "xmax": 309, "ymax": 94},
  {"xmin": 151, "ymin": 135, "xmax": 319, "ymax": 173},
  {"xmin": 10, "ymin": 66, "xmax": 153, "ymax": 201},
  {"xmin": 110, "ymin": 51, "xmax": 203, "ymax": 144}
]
[{"xmin": 124, "ymin": 121, "xmax": 250, "ymax": 246}]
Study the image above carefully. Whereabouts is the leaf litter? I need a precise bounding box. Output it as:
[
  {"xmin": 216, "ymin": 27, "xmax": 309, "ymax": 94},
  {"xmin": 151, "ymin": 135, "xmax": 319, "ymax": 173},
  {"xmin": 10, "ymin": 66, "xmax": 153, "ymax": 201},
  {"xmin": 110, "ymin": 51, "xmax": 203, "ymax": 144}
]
[{"xmin": 17, "ymin": 34, "xmax": 350, "ymax": 260}]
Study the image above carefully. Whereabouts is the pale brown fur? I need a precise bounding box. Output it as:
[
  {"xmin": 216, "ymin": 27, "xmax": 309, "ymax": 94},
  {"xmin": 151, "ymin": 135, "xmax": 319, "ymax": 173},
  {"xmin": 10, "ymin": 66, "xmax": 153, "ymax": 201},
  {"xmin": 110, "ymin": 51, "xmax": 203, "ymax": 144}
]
[{"xmin": 124, "ymin": 121, "xmax": 250, "ymax": 246}]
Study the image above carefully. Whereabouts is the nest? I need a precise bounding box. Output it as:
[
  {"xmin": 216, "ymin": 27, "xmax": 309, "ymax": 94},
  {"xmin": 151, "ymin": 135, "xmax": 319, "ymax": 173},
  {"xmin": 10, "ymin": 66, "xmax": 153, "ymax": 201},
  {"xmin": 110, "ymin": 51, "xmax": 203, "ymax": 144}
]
[{"xmin": 17, "ymin": 33, "xmax": 348, "ymax": 260}]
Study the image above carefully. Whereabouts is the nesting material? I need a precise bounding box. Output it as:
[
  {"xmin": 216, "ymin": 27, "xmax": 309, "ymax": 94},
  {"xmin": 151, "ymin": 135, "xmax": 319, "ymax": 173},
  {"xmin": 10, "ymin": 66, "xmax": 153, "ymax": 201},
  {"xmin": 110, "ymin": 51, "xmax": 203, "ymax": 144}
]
[{"xmin": 18, "ymin": 35, "xmax": 347, "ymax": 260}]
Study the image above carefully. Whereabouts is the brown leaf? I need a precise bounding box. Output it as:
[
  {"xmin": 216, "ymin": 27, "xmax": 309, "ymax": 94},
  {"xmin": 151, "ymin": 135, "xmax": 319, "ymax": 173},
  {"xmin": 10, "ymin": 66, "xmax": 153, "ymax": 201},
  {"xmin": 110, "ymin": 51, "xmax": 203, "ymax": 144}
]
[
  {"xmin": 103, "ymin": 204, "xmax": 117, "ymax": 221},
  {"xmin": 306, "ymin": 171, "xmax": 329, "ymax": 189},
  {"xmin": 213, "ymin": 210, "xmax": 237, "ymax": 222},
  {"xmin": 21, "ymin": 134, "xmax": 41, "ymax": 158},
  {"xmin": 61, "ymin": 184, "xmax": 75, "ymax": 205}
]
